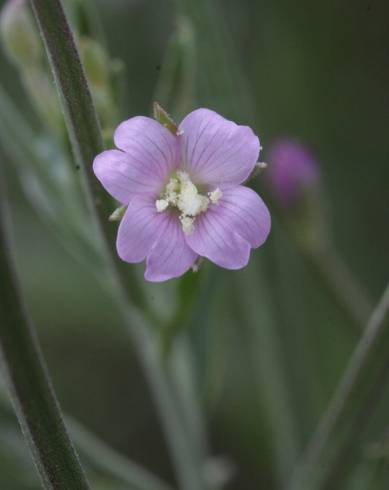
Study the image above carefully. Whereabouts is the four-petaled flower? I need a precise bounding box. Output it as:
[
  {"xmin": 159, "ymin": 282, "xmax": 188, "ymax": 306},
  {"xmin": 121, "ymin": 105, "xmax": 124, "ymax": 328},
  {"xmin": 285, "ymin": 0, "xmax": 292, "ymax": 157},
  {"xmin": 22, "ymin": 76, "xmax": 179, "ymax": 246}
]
[{"xmin": 93, "ymin": 108, "xmax": 271, "ymax": 282}]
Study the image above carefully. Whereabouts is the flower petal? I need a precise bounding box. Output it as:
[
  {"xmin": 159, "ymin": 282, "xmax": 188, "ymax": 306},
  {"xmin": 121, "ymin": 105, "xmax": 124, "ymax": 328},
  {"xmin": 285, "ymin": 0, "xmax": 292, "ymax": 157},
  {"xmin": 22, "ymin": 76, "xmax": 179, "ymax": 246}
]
[
  {"xmin": 179, "ymin": 108, "xmax": 260, "ymax": 186},
  {"xmin": 145, "ymin": 214, "xmax": 198, "ymax": 282},
  {"xmin": 116, "ymin": 195, "xmax": 167, "ymax": 263},
  {"xmin": 114, "ymin": 116, "xmax": 179, "ymax": 187},
  {"xmin": 216, "ymin": 186, "xmax": 271, "ymax": 248},
  {"xmin": 185, "ymin": 209, "xmax": 251, "ymax": 269},
  {"xmin": 93, "ymin": 149, "xmax": 161, "ymax": 204}
]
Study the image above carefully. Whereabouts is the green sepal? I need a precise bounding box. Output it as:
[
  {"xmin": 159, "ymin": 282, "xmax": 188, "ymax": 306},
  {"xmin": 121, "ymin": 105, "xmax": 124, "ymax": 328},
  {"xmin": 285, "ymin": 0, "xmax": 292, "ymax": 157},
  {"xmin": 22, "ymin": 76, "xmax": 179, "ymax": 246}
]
[{"xmin": 153, "ymin": 102, "xmax": 179, "ymax": 135}]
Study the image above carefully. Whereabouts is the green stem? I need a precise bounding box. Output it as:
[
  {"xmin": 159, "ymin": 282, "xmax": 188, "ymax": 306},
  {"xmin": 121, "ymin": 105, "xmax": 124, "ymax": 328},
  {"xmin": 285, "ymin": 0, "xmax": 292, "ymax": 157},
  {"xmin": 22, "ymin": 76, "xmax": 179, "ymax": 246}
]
[
  {"xmin": 29, "ymin": 1, "xmax": 207, "ymax": 488},
  {"xmin": 304, "ymin": 243, "xmax": 372, "ymax": 333},
  {"xmin": 0, "ymin": 180, "xmax": 90, "ymax": 489},
  {"xmin": 267, "ymin": 193, "xmax": 373, "ymax": 336},
  {"xmin": 288, "ymin": 283, "xmax": 389, "ymax": 490},
  {"xmin": 29, "ymin": 0, "xmax": 146, "ymax": 311}
]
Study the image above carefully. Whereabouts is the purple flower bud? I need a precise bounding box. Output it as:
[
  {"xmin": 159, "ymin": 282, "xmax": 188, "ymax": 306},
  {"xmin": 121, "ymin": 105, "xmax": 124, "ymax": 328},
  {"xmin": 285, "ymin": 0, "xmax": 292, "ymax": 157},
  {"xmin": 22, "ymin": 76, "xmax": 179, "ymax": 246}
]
[{"xmin": 266, "ymin": 139, "xmax": 319, "ymax": 206}]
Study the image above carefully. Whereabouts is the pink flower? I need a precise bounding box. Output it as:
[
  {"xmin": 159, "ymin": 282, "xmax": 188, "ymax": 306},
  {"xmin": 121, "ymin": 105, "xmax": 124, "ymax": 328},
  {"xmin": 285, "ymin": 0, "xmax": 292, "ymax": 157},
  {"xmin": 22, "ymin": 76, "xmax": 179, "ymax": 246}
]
[{"xmin": 93, "ymin": 108, "xmax": 271, "ymax": 282}]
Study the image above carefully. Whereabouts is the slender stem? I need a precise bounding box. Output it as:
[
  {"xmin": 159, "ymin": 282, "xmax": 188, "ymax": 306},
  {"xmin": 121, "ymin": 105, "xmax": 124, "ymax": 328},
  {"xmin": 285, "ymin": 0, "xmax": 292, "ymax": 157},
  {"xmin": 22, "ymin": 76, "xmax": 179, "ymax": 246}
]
[
  {"xmin": 29, "ymin": 0, "xmax": 146, "ymax": 311},
  {"xmin": 0, "ymin": 180, "xmax": 90, "ymax": 489},
  {"xmin": 304, "ymin": 243, "xmax": 372, "ymax": 333},
  {"xmin": 29, "ymin": 1, "xmax": 206, "ymax": 488},
  {"xmin": 267, "ymin": 195, "xmax": 373, "ymax": 336},
  {"xmin": 288, "ymin": 283, "xmax": 389, "ymax": 490}
]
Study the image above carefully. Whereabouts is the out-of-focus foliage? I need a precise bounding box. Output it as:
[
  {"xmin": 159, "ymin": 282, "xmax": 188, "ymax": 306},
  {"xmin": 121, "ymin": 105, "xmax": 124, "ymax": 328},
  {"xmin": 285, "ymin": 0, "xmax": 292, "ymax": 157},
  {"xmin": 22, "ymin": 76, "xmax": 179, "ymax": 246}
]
[{"xmin": 0, "ymin": 0, "xmax": 388, "ymax": 489}]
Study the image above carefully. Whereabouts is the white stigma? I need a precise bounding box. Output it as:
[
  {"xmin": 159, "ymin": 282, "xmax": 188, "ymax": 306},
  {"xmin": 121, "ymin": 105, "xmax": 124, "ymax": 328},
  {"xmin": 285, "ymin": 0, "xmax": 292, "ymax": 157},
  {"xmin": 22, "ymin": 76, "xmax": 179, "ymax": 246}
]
[
  {"xmin": 155, "ymin": 171, "xmax": 222, "ymax": 234},
  {"xmin": 177, "ymin": 175, "xmax": 209, "ymax": 217}
]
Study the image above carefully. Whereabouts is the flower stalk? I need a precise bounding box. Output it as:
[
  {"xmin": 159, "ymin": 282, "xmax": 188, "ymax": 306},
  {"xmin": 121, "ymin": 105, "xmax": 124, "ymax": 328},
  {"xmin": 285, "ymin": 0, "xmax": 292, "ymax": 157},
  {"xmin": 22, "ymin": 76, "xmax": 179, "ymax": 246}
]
[
  {"xmin": 29, "ymin": 1, "xmax": 209, "ymax": 488},
  {"xmin": 0, "ymin": 177, "xmax": 90, "ymax": 489},
  {"xmin": 303, "ymin": 241, "xmax": 372, "ymax": 333}
]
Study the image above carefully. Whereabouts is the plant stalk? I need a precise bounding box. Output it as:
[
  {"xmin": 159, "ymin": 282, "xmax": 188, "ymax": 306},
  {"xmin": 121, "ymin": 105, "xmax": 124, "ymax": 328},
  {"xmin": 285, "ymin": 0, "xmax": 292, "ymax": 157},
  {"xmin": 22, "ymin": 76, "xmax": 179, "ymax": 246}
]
[
  {"xmin": 29, "ymin": 1, "xmax": 208, "ymax": 488},
  {"xmin": 0, "ymin": 178, "xmax": 90, "ymax": 490}
]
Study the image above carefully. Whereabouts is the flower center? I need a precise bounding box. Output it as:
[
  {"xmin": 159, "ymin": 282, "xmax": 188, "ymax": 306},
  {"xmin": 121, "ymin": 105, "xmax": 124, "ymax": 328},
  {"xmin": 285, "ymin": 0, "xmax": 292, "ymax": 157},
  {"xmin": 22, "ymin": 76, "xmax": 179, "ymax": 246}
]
[{"xmin": 155, "ymin": 171, "xmax": 222, "ymax": 234}]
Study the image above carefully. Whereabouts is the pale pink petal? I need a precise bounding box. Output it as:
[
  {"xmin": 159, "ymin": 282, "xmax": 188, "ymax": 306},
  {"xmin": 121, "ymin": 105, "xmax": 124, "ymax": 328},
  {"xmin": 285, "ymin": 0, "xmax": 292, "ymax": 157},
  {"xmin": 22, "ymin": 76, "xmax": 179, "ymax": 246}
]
[
  {"xmin": 178, "ymin": 108, "xmax": 260, "ymax": 186},
  {"xmin": 116, "ymin": 195, "xmax": 167, "ymax": 263},
  {"xmin": 114, "ymin": 116, "xmax": 179, "ymax": 186},
  {"xmin": 93, "ymin": 149, "xmax": 164, "ymax": 204},
  {"xmin": 216, "ymin": 186, "xmax": 271, "ymax": 248},
  {"xmin": 185, "ymin": 210, "xmax": 251, "ymax": 269},
  {"xmin": 145, "ymin": 214, "xmax": 198, "ymax": 282}
]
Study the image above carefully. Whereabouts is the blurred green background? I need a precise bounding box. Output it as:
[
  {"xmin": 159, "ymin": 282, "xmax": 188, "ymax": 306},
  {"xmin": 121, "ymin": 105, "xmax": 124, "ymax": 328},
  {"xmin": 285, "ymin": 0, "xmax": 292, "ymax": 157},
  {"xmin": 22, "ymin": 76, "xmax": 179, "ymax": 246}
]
[{"xmin": 1, "ymin": 0, "xmax": 389, "ymax": 489}]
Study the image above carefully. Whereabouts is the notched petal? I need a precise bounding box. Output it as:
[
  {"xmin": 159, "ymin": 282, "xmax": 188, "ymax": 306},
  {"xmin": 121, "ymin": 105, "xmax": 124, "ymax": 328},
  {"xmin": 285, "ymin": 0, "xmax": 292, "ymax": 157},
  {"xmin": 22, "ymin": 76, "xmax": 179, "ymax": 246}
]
[{"xmin": 178, "ymin": 108, "xmax": 260, "ymax": 186}]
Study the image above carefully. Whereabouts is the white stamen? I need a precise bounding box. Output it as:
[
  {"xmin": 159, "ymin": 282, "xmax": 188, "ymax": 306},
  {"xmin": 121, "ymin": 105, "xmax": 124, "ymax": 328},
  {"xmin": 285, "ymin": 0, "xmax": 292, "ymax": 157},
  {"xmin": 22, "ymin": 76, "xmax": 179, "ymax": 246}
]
[
  {"xmin": 155, "ymin": 199, "xmax": 169, "ymax": 212},
  {"xmin": 209, "ymin": 187, "xmax": 223, "ymax": 204},
  {"xmin": 180, "ymin": 215, "xmax": 195, "ymax": 234},
  {"xmin": 155, "ymin": 171, "xmax": 211, "ymax": 233}
]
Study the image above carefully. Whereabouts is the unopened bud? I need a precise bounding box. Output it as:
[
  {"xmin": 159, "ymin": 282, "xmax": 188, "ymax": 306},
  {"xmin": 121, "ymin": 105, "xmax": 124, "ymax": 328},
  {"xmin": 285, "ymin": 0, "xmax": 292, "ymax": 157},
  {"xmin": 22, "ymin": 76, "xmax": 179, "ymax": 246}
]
[
  {"xmin": 266, "ymin": 139, "xmax": 319, "ymax": 207},
  {"xmin": 266, "ymin": 138, "xmax": 326, "ymax": 251},
  {"xmin": 0, "ymin": 0, "xmax": 41, "ymax": 66}
]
